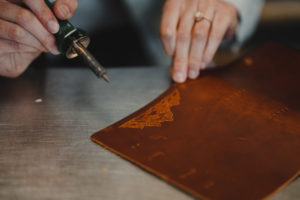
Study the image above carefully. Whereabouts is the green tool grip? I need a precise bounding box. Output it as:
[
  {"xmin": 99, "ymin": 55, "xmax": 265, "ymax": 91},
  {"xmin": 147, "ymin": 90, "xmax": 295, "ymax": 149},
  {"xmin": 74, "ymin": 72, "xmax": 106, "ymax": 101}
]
[{"xmin": 44, "ymin": 0, "xmax": 76, "ymax": 53}]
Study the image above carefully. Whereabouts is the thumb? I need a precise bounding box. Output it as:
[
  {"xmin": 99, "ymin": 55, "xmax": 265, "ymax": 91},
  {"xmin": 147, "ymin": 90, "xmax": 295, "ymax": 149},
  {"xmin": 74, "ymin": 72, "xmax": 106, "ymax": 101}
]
[{"xmin": 53, "ymin": 0, "xmax": 78, "ymax": 20}]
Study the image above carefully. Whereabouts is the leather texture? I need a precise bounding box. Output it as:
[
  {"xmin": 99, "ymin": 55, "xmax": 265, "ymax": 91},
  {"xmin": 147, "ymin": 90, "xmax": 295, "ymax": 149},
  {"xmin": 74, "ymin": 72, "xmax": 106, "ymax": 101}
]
[{"xmin": 91, "ymin": 44, "xmax": 300, "ymax": 200}]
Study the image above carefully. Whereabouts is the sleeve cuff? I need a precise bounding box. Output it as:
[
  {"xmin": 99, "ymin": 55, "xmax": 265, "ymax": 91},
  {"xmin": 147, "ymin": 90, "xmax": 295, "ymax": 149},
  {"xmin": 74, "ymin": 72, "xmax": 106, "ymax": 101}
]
[{"xmin": 221, "ymin": 0, "xmax": 264, "ymax": 47}]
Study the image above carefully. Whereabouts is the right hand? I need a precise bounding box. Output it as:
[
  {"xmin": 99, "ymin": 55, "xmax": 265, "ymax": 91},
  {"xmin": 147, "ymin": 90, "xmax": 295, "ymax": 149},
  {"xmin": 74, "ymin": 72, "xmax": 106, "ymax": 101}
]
[
  {"xmin": 0, "ymin": 0, "xmax": 78, "ymax": 78},
  {"xmin": 160, "ymin": 0, "xmax": 238, "ymax": 83}
]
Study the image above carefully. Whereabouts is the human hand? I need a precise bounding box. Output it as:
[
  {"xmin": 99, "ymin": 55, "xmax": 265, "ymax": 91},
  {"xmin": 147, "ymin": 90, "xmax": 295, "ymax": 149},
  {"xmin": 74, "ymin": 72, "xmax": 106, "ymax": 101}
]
[
  {"xmin": 160, "ymin": 0, "xmax": 238, "ymax": 83},
  {"xmin": 0, "ymin": 0, "xmax": 78, "ymax": 77}
]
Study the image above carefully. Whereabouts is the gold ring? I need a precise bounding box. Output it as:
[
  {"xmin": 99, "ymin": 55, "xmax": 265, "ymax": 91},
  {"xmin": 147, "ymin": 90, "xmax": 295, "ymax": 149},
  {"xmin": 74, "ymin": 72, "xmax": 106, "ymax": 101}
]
[{"xmin": 194, "ymin": 11, "xmax": 211, "ymax": 23}]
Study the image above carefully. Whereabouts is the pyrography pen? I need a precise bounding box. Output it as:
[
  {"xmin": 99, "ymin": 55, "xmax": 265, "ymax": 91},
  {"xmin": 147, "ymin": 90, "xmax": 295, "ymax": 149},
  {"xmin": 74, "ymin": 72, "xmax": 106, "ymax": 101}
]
[{"xmin": 45, "ymin": 0, "xmax": 110, "ymax": 82}]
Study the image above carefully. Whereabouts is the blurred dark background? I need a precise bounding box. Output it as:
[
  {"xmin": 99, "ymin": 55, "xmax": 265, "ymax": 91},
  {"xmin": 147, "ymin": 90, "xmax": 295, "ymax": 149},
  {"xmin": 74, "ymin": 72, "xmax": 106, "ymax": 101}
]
[
  {"xmin": 253, "ymin": 0, "xmax": 300, "ymax": 48},
  {"xmin": 40, "ymin": 0, "xmax": 300, "ymax": 68},
  {"xmin": 217, "ymin": 0, "xmax": 300, "ymax": 65}
]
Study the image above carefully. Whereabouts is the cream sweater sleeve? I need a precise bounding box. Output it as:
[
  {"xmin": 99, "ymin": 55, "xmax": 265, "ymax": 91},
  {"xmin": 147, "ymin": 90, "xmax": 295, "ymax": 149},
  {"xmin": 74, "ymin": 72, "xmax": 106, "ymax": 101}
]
[{"xmin": 222, "ymin": 0, "xmax": 265, "ymax": 46}]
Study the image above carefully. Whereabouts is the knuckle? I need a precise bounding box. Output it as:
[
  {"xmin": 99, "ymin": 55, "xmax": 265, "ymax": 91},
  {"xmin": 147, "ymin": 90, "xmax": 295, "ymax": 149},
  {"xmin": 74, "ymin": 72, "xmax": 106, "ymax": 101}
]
[
  {"xmin": 160, "ymin": 27, "xmax": 175, "ymax": 40},
  {"xmin": 210, "ymin": 33, "xmax": 222, "ymax": 43},
  {"xmin": 177, "ymin": 31, "xmax": 190, "ymax": 42},
  {"xmin": 193, "ymin": 28, "xmax": 207, "ymax": 40},
  {"xmin": 189, "ymin": 57, "xmax": 201, "ymax": 66},
  {"xmin": 41, "ymin": 40, "xmax": 51, "ymax": 50},
  {"xmin": 12, "ymin": 41, "xmax": 22, "ymax": 51},
  {"xmin": 174, "ymin": 58, "xmax": 187, "ymax": 68},
  {"xmin": 16, "ymin": 9, "xmax": 33, "ymax": 24},
  {"xmin": 8, "ymin": 26, "xmax": 25, "ymax": 41},
  {"xmin": 37, "ymin": 8, "xmax": 57, "ymax": 24},
  {"xmin": 40, "ymin": 35, "xmax": 54, "ymax": 48},
  {"xmin": 58, "ymin": 0, "xmax": 78, "ymax": 13}
]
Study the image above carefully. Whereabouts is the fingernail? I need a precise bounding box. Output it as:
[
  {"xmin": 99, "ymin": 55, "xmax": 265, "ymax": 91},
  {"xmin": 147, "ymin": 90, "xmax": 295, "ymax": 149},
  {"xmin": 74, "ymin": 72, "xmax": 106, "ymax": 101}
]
[
  {"xmin": 58, "ymin": 4, "xmax": 71, "ymax": 19},
  {"xmin": 201, "ymin": 62, "xmax": 207, "ymax": 70},
  {"xmin": 51, "ymin": 46, "xmax": 60, "ymax": 55},
  {"xmin": 48, "ymin": 20, "xmax": 59, "ymax": 34},
  {"xmin": 173, "ymin": 72, "xmax": 185, "ymax": 83},
  {"xmin": 188, "ymin": 69, "xmax": 198, "ymax": 79}
]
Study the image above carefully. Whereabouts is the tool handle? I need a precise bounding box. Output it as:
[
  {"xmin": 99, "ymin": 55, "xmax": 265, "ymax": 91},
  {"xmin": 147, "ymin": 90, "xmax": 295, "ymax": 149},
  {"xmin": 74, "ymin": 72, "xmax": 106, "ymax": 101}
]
[{"xmin": 44, "ymin": 0, "xmax": 76, "ymax": 53}]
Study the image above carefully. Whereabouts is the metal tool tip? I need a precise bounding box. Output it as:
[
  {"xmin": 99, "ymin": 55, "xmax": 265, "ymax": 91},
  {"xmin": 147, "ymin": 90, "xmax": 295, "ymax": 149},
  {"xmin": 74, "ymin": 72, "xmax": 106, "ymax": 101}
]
[{"xmin": 102, "ymin": 74, "xmax": 110, "ymax": 83}]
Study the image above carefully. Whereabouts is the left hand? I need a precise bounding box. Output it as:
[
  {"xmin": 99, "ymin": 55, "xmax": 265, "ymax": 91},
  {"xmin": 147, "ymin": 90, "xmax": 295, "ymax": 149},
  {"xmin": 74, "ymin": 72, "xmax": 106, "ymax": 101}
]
[
  {"xmin": 160, "ymin": 0, "xmax": 238, "ymax": 83},
  {"xmin": 0, "ymin": 0, "xmax": 78, "ymax": 78}
]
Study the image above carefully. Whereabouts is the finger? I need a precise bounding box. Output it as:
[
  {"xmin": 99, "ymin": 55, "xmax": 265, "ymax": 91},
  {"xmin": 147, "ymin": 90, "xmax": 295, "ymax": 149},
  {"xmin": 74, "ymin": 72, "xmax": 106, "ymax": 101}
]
[
  {"xmin": 160, "ymin": 0, "xmax": 181, "ymax": 56},
  {"xmin": 171, "ymin": 0, "xmax": 199, "ymax": 83},
  {"xmin": 188, "ymin": 0, "xmax": 216, "ymax": 79},
  {"xmin": 172, "ymin": 11, "xmax": 195, "ymax": 83},
  {"xmin": 224, "ymin": 6, "xmax": 238, "ymax": 40},
  {"xmin": 23, "ymin": 0, "xmax": 59, "ymax": 34},
  {"xmin": 0, "ymin": 51, "xmax": 41, "ymax": 78},
  {"xmin": 0, "ymin": 1, "xmax": 59, "ymax": 54},
  {"xmin": 0, "ymin": 38, "xmax": 37, "ymax": 53},
  {"xmin": 202, "ymin": 3, "xmax": 236, "ymax": 68},
  {"xmin": 0, "ymin": 18, "xmax": 45, "ymax": 51},
  {"xmin": 188, "ymin": 19, "xmax": 210, "ymax": 79},
  {"xmin": 53, "ymin": 0, "xmax": 78, "ymax": 20}
]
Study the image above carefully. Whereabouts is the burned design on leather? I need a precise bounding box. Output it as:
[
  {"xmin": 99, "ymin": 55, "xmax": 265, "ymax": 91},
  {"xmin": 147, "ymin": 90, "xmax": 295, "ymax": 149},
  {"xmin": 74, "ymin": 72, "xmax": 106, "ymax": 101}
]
[
  {"xmin": 147, "ymin": 152, "xmax": 166, "ymax": 161},
  {"xmin": 92, "ymin": 44, "xmax": 300, "ymax": 200},
  {"xmin": 119, "ymin": 89, "xmax": 180, "ymax": 129},
  {"xmin": 179, "ymin": 168, "xmax": 197, "ymax": 179}
]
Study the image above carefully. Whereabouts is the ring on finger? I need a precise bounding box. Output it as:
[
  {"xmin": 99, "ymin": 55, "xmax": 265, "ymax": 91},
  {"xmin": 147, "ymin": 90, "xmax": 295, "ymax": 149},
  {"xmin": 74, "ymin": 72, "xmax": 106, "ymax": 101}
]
[{"xmin": 194, "ymin": 11, "xmax": 211, "ymax": 23}]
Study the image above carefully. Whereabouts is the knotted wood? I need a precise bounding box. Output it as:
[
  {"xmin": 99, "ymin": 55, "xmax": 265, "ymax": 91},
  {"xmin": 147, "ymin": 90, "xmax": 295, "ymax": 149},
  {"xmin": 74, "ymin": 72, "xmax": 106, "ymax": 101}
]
[{"xmin": 91, "ymin": 44, "xmax": 300, "ymax": 200}]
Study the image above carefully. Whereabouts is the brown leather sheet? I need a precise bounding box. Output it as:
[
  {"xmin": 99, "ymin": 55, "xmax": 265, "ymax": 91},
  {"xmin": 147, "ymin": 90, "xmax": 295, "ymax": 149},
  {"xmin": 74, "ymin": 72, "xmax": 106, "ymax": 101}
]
[{"xmin": 91, "ymin": 44, "xmax": 300, "ymax": 200}]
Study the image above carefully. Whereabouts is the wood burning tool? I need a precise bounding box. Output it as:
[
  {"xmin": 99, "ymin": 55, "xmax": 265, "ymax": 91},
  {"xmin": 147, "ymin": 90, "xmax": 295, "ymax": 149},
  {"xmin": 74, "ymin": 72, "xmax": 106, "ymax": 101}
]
[{"xmin": 45, "ymin": 0, "xmax": 110, "ymax": 82}]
